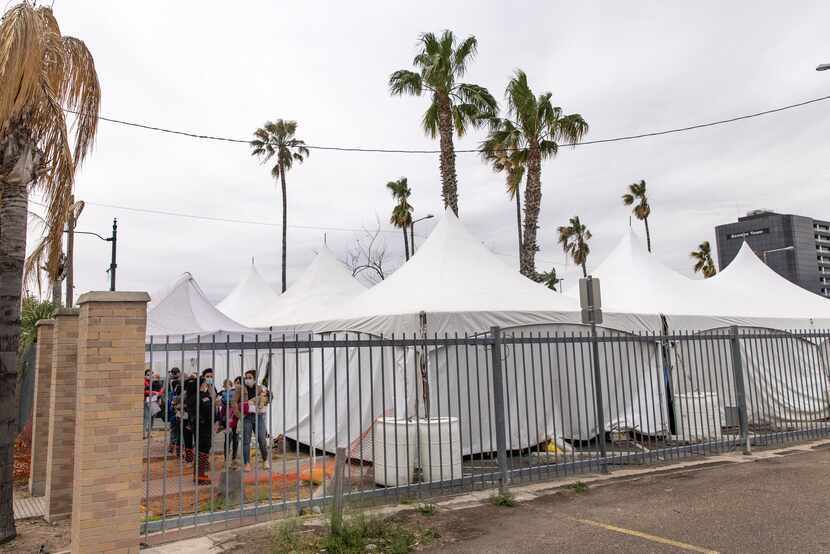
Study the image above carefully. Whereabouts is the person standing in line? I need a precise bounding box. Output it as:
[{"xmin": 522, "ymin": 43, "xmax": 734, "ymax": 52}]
[
  {"xmin": 185, "ymin": 368, "xmax": 216, "ymax": 485},
  {"xmin": 220, "ymin": 378, "xmax": 240, "ymax": 468},
  {"xmin": 165, "ymin": 367, "xmax": 183, "ymax": 456},
  {"xmin": 234, "ymin": 370, "xmax": 271, "ymax": 472}
]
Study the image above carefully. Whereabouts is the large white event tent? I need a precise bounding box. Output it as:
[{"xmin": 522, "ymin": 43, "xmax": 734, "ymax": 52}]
[
  {"xmin": 581, "ymin": 232, "xmax": 830, "ymax": 428},
  {"xmin": 252, "ymin": 247, "xmax": 366, "ymax": 330},
  {"xmin": 146, "ymin": 273, "xmax": 260, "ymax": 378},
  {"xmin": 215, "ymin": 262, "xmax": 282, "ymax": 328},
  {"xmin": 272, "ymin": 213, "xmax": 666, "ymax": 459}
]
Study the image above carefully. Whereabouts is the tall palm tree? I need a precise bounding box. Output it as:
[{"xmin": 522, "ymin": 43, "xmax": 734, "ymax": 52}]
[
  {"xmin": 558, "ymin": 216, "xmax": 592, "ymax": 278},
  {"xmin": 622, "ymin": 179, "xmax": 652, "ymax": 252},
  {"xmin": 480, "ymin": 120, "xmax": 526, "ymax": 267},
  {"xmin": 250, "ymin": 120, "xmax": 309, "ymax": 293},
  {"xmin": 691, "ymin": 241, "xmax": 717, "ymax": 278},
  {"xmin": 389, "ymin": 30, "xmax": 497, "ymax": 215},
  {"xmin": 0, "ymin": 3, "xmax": 100, "ymax": 543},
  {"xmin": 386, "ymin": 177, "xmax": 413, "ymax": 261},
  {"xmin": 490, "ymin": 70, "xmax": 588, "ymax": 279}
]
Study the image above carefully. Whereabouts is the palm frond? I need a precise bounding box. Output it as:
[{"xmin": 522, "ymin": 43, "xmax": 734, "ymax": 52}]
[
  {"xmin": 421, "ymin": 99, "xmax": 439, "ymax": 138},
  {"xmin": 389, "ymin": 69, "xmax": 423, "ymax": 96},
  {"xmin": 453, "ymin": 35, "xmax": 477, "ymax": 77}
]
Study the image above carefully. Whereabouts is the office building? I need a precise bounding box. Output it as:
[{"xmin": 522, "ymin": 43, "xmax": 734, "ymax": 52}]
[{"xmin": 715, "ymin": 210, "xmax": 830, "ymax": 298}]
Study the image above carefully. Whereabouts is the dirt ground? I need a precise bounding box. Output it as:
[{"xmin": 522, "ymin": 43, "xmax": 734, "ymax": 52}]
[{"xmin": 0, "ymin": 516, "xmax": 71, "ymax": 554}]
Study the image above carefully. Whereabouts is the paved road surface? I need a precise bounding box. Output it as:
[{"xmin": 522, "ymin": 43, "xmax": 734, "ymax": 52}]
[{"xmin": 427, "ymin": 445, "xmax": 830, "ymax": 553}]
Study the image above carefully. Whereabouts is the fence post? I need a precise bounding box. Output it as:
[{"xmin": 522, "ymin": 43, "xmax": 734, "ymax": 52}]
[
  {"xmin": 729, "ymin": 326, "xmax": 751, "ymax": 455},
  {"xmin": 330, "ymin": 446, "xmax": 347, "ymax": 534},
  {"xmin": 589, "ymin": 323, "xmax": 609, "ymax": 471},
  {"xmin": 71, "ymin": 291, "xmax": 150, "ymax": 554},
  {"xmin": 489, "ymin": 326, "xmax": 509, "ymax": 494},
  {"xmin": 29, "ymin": 319, "xmax": 55, "ymax": 497}
]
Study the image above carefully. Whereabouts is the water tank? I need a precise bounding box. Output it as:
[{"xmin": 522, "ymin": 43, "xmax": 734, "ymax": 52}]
[
  {"xmin": 674, "ymin": 392, "xmax": 723, "ymax": 442},
  {"xmin": 373, "ymin": 417, "xmax": 417, "ymax": 486},
  {"xmin": 418, "ymin": 417, "xmax": 462, "ymax": 483}
]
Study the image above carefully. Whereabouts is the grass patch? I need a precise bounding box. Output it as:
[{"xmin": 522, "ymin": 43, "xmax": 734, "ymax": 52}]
[
  {"xmin": 565, "ymin": 481, "xmax": 589, "ymax": 493},
  {"xmin": 272, "ymin": 513, "xmax": 437, "ymax": 553},
  {"xmin": 399, "ymin": 496, "xmax": 416, "ymax": 505},
  {"xmin": 489, "ymin": 492, "xmax": 516, "ymax": 507},
  {"xmin": 415, "ymin": 503, "xmax": 436, "ymax": 516}
]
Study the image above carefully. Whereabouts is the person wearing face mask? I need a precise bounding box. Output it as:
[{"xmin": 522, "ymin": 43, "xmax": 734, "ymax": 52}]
[
  {"xmin": 165, "ymin": 367, "xmax": 183, "ymax": 456},
  {"xmin": 233, "ymin": 370, "xmax": 271, "ymax": 471},
  {"xmin": 184, "ymin": 369, "xmax": 216, "ymax": 485},
  {"xmin": 219, "ymin": 378, "xmax": 240, "ymax": 468}
]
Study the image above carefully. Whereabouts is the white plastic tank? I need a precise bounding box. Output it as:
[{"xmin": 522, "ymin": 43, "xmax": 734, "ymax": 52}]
[
  {"xmin": 418, "ymin": 417, "xmax": 462, "ymax": 483},
  {"xmin": 674, "ymin": 392, "xmax": 723, "ymax": 441},
  {"xmin": 373, "ymin": 417, "xmax": 418, "ymax": 486}
]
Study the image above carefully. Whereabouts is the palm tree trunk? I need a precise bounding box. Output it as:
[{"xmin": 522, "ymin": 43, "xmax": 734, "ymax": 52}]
[
  {"xmin": 436, "ymin": 94, "xmax": 459, "ymax": 215},
  {"xmin": 515, "ymin": 191, "xmax": 522, "ymax": 270},
  {"xmin": 520, "ymin": 143, "xmax": 542, "ymax": 279},
  {"xmin": 644, "ymin": 216, "xmax": 652, "ymax": 253},
  {"xmin": 402, "ymin": 226, "xmax": 410, "ymax": 261},
  {"xmin": 279, "ymin": 166, "xmax": 288, "ymax": 293},
  {"xmin": 51, "ymin": 278, "xmax": 61, "ymax": 306},
  {"xmin": 0, "ymin": 180, "xmax": 27, "ymax": 544},
  {"xmin": 581, "ymin": 261, "xmax": 587, "ymax": 278},
  {"xmin": 0, "ymin": 134, "xmax": 39, "ymax": 544},
  {"xmin": 410, "ymin": 223, "xmax": 415, "ymax": 255}
]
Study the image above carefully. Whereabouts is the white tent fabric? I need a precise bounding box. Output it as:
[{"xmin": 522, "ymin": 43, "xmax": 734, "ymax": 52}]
[
  {"xmin": 253, "ymin": 248, "xmax": 366, "ymax": 329},
  {"xmin": 315, "ymin": 212, "xmax": 655, "ymax": 336},
  {"xmin": 147, "ymin": 273, "xmax": 254, "ymax": 337},
  {"xmin": 578, "ymin": 231, "xmax": 830, "ymax": 330},
  {"xmin": 216, "ymin": 262, "xmax": 282, "ymax": 328}
]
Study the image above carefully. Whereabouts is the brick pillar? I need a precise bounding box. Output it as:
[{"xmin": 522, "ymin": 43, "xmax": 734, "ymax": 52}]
[
  {"xmin": 71, "ymin": 292, "xmax": 149, "ymax": 554},
  {"xmin": 28, "ymin": 319, "xmax": 55, "ymax": 497},
  {"xmin": 44, "ymin": 308, "xmax": 79, "ymax": 522}
]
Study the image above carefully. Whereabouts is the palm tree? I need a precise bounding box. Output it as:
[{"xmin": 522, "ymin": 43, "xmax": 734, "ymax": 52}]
[
  {"xmin": 386, "ymin": 177, "xmax": 413, "ymax": 260},
  {"xmin": 558, "ymin": 216, "xmax": 592, "ymax": 277},
  {"xmin": 539, "ymin": 266, "xmax": 561, "ymax": 291},
  {"xmin": 490, "ymin": 70, "xmax": 588, "ymax": 279},
  {"xmin": 0, "ymin": 3, "xmax": 100, "ymax": 542},
  {"xmin": 480, "ymin": 120, "xmax": 526, "ymax": 267},
  {"xmin": 622, "ymin": 179, "xmax": 652, "ymax": 252},
  {"xmin": 250, "ymin": 120, "xmax": 309, "ymax": 293},
  {"xmin": 691, "ymin": 241, "xmax": 717, "ymax": 278},
  {"xmin": 389, "ymin": 30, "xmax": 497, "ymax": 215}
]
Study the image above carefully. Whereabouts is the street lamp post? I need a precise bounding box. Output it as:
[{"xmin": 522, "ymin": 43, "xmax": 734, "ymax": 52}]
[
  {"xmin": 68, "ymin": 218, "xmax": 118, "ymax": 292},
  {"xmin": 410, "ymin": 213, "xmax": 435, "ymax": 254},
  {"xmin": 761, "ymin": 245, "xmax": 794, "ymax": 265}
]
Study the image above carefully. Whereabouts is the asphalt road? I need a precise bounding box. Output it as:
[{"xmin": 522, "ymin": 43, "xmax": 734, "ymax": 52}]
[{"xmin": 426, "ymin": 445, "xmax": 830, "ymax": 553}]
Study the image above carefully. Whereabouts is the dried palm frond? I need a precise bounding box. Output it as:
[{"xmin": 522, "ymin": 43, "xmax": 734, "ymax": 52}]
[{"xmin": 0, "ymin": 3, "xmax": 101, "ymax": 278}]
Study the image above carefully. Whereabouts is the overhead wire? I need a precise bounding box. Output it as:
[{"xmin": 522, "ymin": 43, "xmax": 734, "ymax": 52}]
[{"xmin": 63, "ymin": 92, "xmax": 830, "ymax": 153}]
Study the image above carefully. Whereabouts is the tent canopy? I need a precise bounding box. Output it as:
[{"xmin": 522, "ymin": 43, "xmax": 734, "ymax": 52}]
[
  {"xmin": 216, "ymin": 262, "xmax": 282, "ymax": 327},
  {"xmin": 315, "ymin": 212, "xmax": 651, "ymax": 336},
  {"xmin": 147, "ymin": 273, "xmax": 253, "ymax": 337},
  {"xmin": 577, "ymin": 231, "xmax": 830, "ymax": 329},
  {"xmin": 254, "ymin": 247, "xmax": 366, "ymax": 329}
]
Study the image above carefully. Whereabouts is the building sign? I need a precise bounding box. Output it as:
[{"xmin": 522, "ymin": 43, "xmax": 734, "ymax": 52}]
[{"xmin": 727, "ymin": 228, "xmax": 769, "ymax": 240}]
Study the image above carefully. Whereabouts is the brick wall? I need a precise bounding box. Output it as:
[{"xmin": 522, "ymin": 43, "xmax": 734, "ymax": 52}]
[
  {"xmin": 44, "ymin": 309, "xmax": 79, "ymax": 521},
  {"xmin": 71, "ymin": 291, "xmax": 149, "ymax": 554},
  {"xmin": 28, "ymin": 319, "xmax": 55, "ymax": 497}
]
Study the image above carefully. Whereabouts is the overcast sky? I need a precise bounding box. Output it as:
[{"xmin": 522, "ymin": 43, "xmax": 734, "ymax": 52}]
[{"xmin": 31, "ymin": 0, "xmax": 830, "ymax": 303}]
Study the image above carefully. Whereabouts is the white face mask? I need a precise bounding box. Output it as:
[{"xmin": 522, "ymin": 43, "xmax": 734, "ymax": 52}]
[
  {"xmin": 205, "ymin": 377, "xmax": 213, "ymax": 385},
  {"xmin": 244, "ymin": 378, "xmax": 255, "ymax": 386}
]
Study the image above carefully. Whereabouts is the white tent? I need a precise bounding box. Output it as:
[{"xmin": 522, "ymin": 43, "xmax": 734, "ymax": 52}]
[
  {"xmin": 317, "ymin": 212, "xmax": 655, "ymax": 336},
  {"xmin": 252, "ymin": 247, "xmax": 366, "ymax": 329},
  {"xmin": 216, "ymin": 262, "xmax": 282, "ymax": 328},
  {"xmin": 147, "ymin": 273, "xmax": 254, "ymax": 337},
  {"xmin": 295, "ymin": 213, "xmax": 664, "ymax": 455}
]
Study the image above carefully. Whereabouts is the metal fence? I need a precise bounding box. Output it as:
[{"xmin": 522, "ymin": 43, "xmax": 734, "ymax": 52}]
[{"xmin": 140, "ymin": 325, "xmax": 830, "ymax": 538}]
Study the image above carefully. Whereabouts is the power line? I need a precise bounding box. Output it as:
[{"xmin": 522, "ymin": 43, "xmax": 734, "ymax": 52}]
[
  {"xmin": 64, "ymin": 92, "xmax": 830, "ymax": 153},
  {"xmin": 29, "ymin": 199, "xmax": 417, "ymax": 236}
]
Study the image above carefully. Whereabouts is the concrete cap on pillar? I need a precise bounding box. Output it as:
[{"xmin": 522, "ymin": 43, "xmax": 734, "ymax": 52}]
[
  {"xmin": 35, "ymin": 318, "xmax": 55, "ymax": 327},
  {"xmin": 54, "ymin": 307, "xmax": 80, "ymax": 317},
  {"xmin": 77, "ymin": 291, "xmax": 150, "ymax": 304}
]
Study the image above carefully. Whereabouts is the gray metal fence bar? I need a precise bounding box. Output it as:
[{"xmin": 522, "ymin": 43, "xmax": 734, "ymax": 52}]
[
  {"xmin": 729, "ymin": 326, "xmax": 751, "ymax": 455},
  {"xmin": 489, "ymin": 326, "xmax": 509, "ymax": 494}
]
